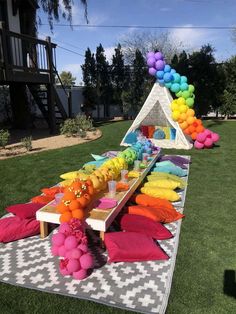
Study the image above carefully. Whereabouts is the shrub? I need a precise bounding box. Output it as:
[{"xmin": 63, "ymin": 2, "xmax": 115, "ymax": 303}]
[
  {"xmin": 60, "ymin": 119, "xmax": 78, "ymax": 137},
  {"xmin": 75, "ymin": 114, "xmax": 93, "ymax": 131},
  {"xmin": 0, "ymin": 129, "xmax": 10, "ymax": 148},
  {"xmin": 21, "ymin": 136, "xmax": 32, "ymax": 151}
]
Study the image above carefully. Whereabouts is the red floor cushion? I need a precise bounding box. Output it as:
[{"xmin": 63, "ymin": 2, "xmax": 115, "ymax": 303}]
[
  {"xmin": 104, "ymin": 231, "xmax": 169, "ymax": 263},
  {"xmin": 120, "ymin": 214, "xmax": 173, "ymax": 240},
  {"xmin": 0, "ymin": 216, "xmax": 40, "ymax": 243},
  {"xmin": 5, "ymin": 203, "xmax": 45, "ymax": 219}
]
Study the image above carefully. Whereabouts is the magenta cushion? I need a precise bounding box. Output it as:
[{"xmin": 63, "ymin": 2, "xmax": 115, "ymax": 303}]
[
  {"xmin": 5, "ymin": 203, "xmax": 44, "ymax": 219},
  {"xmin": 0, "ymin": 216, "xmax": 40, "ymax": 243},
  {"xmin": 120, "ymin": 214, "xmax": 173, "ymax": 240},
  {"xmin": 104, "ymin": 231, "xmax": 169, "ymax": 263}
]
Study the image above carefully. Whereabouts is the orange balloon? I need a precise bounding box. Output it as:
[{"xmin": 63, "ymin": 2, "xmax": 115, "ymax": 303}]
[
  {"xmin": 184, "ymin": 127, "xmax": 191, "ymax": 135},
  {"xmin": 69, "ymin": 199, "xmax": 80, "ymax": 211},
  {"xmin": 56, "ymin": 202, "xmax": 68, "ymax": 214},
  {"xmin": 179, "ymin": 113, "xmax": 187, "ymax": 121},
  {"xmin": 186, "ymin": 109, "xmax": 195, "ymax": 117},
  {"xmin": 63, "ymin": 191, "xmax": 76, "ymax": 201},
  {"xmin": 196, "ymin": 125, "xmax": 205, "ymax": 133},
  {"xmin": 195, "ymin": 119, "xmax": 202, "ymax": 125},
  {"xmin": 188, "ymin": 125, "xmax": 196, "ymax": 134},
  {"xmin": 186, "ymin": 116, "xmax": 195, "ymax": 125},
  {"xmin": 71, "ymin": 181, "xmax": 83, "ymax": 191},
  {"xmin": 191, "ymin": 132, "xmax": 198, "ymax": 140},
  {"xmin": 59, "ymin": 211, "xmax": 72, "ymax": 223},
  {"xmin": 180, "ymin": 121, "xmax": 188, "ymax": 130},
  {"xmin": 72, "ymin": 209, "xmax": 85, "ymax": 220}
]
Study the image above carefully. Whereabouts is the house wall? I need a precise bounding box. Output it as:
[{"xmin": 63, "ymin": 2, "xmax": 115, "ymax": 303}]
[{"xmin": 7, "ymin": 1, "xmax": 21, "ymax": 32}]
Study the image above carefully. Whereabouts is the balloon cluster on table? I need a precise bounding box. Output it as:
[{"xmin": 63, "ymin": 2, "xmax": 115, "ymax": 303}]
[
  {"xmin": 146, "ymin": 51, "xmax": 220, "ymax": 149},
  {"xmin": 51, "ymin": 219, "xmax": 94, "ymax": 280}
]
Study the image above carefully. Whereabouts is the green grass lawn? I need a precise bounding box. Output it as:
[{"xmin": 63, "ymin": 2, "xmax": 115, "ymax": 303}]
[{"xmin": 0, "ymin": 120, "xmax": 236, "ymax": 314}]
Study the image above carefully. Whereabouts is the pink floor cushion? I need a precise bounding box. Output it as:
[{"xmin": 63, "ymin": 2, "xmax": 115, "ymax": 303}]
[
  {"xmin": 92, "ymin": 197, "xmax": 117, "ymax": 210},
  {"xmin": 0, "ymin": 216, "xmax": 40, "ymax": 243},
  {"xmin": 104, "ymin": 231, "xmax": 169, "ymax": 263},
  {"xmin": 5, "ymin": 203, "xmax": 45, "ymax": 219},
  {"xmin": 120, "ymin": 214, "xmax": 173, "ymax": 240}
]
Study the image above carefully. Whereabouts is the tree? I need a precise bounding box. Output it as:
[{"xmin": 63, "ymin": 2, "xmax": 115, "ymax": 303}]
[
  {"xmin": 171, "ymin": 50, "xmax": 190, "ymax": 77},
  {"xmin": 122, "ymin": 49, "xmax": 147, "ymax": 116},
  {"xmin": 57, "ymin": 71, "xmax": 76, "ymax": 87},
  {"xmin": 220, "ymin": 56, "xmax": 236, "ymax": 118},
  {"xmin": 187, "ymin": 44, "xmax": 222, "ymax": 117},
  {"xmin": 121, "ymin": 31, "xmax": 182, "ymax": 64},
  {"xmin": 111, "ymin": 44, "xmax": 125, "ymax": 113},
  {"xmin": 81, "ymin": 48, "xmax": 97, "ymax": 114},
  {"xmin": 95, "ymin": 44, "xmax": 113, "ymax": 118}
]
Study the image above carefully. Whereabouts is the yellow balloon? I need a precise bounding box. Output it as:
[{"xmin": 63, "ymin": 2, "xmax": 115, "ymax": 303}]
[
  {"xmin": 180, "ymin": 121, "xmax": 188, "ymax": 130},
  {"xmin": 179, "ymin": 104, "xmax": 188, "ymax": 113},
  {"xmin": 172, "ymin": 110, "xmax": 180, "ymax": 121},
  {"xmin": 171, "ymin": 102, "xmax": 179, "ymax": 111},
  {"xmin": 186, "ymin": 109, "xmax": 195, "ymax": 117},
  {"xmin": 177, "ymin": 97, "xmax": 186, "ymax": 106}
]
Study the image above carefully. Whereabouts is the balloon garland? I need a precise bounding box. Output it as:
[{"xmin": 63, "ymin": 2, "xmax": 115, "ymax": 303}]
[{"xmin": 146, "ymin": 51, "xmax": 220, "ymax": 149}]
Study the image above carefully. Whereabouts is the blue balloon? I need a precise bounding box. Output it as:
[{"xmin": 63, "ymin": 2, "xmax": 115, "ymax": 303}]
[
  {"xmin": 170, "ymin": 69, "xmax": 176, "ymax": 74},
  {"xmin": 163, "ymin": 72, "xmax": 173, "ymax": 83},
  {"xmin": 165, "ymin": 82, "xmax": 172, "ymax": 89},
  {"xmin": 156, "ymin": 70, "xmax": 164, "ymax": 79},
  {"xmin": 180, "ymin": 76, "xmax": 188, "ymax": 84},
  {"xmin": 158, "ymin": 79, "xmax": 165, "ymax": 86},
  {"xmin": 180, "ymin": 82, "xmax": 189, "ymax": 91},
  {"xmin": 173, "ymin": 73, "xmax": 181, "ymax": 83},
  {"xmin": 164, "ymin": 64, "xmax": 171, "ymax": 73},
  {"xmin": 170, "ymin": 83, "xmax": 181, "ymax": 93}
]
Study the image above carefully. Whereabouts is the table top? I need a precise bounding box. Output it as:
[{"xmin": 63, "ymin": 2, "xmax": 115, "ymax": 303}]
[{"xmin": 36, "ymin": 152, "xmax": 160, "ymax": 232}]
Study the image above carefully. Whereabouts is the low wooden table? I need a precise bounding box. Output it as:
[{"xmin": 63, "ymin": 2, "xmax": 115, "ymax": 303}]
[{"xmin": 36, "ymin": 153, "xmax": 160, "ymax": 239}]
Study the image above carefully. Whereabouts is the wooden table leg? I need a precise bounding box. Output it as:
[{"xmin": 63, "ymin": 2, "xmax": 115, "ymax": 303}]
[
  {"xmin": 100, "ymin": 231, "xmax": 105, "ymax": 248},
  {"xmin": 40, "ymin": 221, "xmax": 49, "ymax": 238}
]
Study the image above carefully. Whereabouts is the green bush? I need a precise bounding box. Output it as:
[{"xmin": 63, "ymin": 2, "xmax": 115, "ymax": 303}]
[
  {"xmin": 0, "ymin": 129, "xmax": 10, "ymax": 148},
  {"xmin": 21, "ymin": 136, "xmax": 32, "ymax": 151},
  {"xmin": 75, "ymin": 114, "xmax": 93, "ymax": 131},
  {"xmin": 60, "ymin": 119, "xmax": 78, "ymax": 137}
]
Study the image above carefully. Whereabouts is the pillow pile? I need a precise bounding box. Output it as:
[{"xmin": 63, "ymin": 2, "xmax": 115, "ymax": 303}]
[
  {"xmin": 144, "ymin": 179, "xmax": 181, "ymax": 190},
  {"xmin": 148, "ymin": 173, "xmax": 187, "ymax": 189},
  {"xmin": 6, "ymin": 202, "xmax": 44, "ymax": 219},
  {"xmin": 141, "ymin": 186, "xmax": 180, "ymax": 202},
  {"xmin": 152, "ymin": 161, "xmax": 187, "ymax": 177}
]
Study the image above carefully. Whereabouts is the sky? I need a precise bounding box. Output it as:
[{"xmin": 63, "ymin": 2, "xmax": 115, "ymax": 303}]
[{"xmin": 38, "ymin": 0, "xmax": 236, "ymax": 84}]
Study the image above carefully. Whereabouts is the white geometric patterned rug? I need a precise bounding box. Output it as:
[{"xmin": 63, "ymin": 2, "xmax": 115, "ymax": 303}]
[{"xmin": 0, "ymin": 209, "xmax": 184, "ymax": 314}]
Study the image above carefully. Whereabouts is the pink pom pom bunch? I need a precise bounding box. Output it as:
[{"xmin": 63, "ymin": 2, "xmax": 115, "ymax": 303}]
[
  {"xmin": 194, "ymin": 128, "xmax": 220, "ymax": 149},
  {"xmin": 51, "ymin": 218, "xmax": 94, "ymax": 280}
]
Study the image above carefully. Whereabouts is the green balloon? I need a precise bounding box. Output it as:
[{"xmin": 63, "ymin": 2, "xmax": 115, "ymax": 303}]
[
  {"xmin": 188, "ymin": 84, "xmax": 195, "ymax": 93},
  {"xmin": 186, "ymin": 97, "xmax": 194, "ymax": 107},
  {"xmin": 182, "ymin": 90, "xmax": 191, "ymax": 99},
  {"xmin": 176, "ymin": 90, "xmax": 182, "ymax": 97}
]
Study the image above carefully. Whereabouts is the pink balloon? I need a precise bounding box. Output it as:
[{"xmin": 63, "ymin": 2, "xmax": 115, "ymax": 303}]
[
  {"xmin": 64, "ymin": 236, "xmax": 78, "ymax": 251},
  {"xmin": 194, "ymin": 140, "xmax": 204, "ymax": 149},
  {"xmin": 70, "ymin": 248, "xmax": 83, "ymax": 259},
  {"xmin": 80, "ymin": 253, "xmax": 94, "ymax": 270},
  {"xmin": 60, "ymin": 267, "xmax": 71, "ymax": 276},
  {"xmin": 78, "ymin": 244, "xmax": 88, "ymax": 253},
  {"xmin": 59, "ymin": 223, "xmax": 71, "ymax": 235},
  {"xmin": 73, "ymin": 269, "xmax": 87, "ymax": 280},
  {"xmin": 203, "ymin": 129, "xmax": 212, "ymax": 137},
  {"xmin": 51, "ymin": 245, "xmax": 60, "ymax": 256},
  {"xmin": 58, "ymin": 245, "xmax": 67, "ymax": 257},
  {"xmin": 204, "ymin": 138, "xmax": 213, "ymax": 148},
  {"xmin": 196, "ymin": 132, "xmax": 207, "ymax": 143},
  {"xmin": 52, "ymin": 233, "xmax": 65, "ymax": 247},
  {"xmin": 67, "ymin": 259, "xmax": 81, "ymax": 273},
  {"xmin": 148, "ymin": 67, "xmax": 156, "ymax": 76},
  {"xmin": 147, "ymin": 57, "xmax": 156, "ymax": 67},
  {"xmin": 211, "ymin": 132, "xmax": 220, "ymax": 143}
]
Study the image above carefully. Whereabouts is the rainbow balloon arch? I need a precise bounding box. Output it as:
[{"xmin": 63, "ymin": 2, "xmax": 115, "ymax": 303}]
[{"xmin": 146, "ymin": 51, "xmax": 220, "ymax": 149}]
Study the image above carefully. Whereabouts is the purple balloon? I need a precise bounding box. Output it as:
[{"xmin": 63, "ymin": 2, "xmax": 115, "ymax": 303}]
[
  {"xmin": 146, "ymin": 51, "xmax": 155, "ymax": 59},
  {"xmin": 148, "ymin": 67, "xmax": 157, "ymax": 76},
  {"xmin": 154, "ymin": 52, "xmax": 164, "ymax": 60},
  {"xmin": 147, "ymin": 57, "xmax": 156, "ymax": 67},
  {"xmin": 155, "ymin": 60, "xmax": 165, "ymax": 71}
]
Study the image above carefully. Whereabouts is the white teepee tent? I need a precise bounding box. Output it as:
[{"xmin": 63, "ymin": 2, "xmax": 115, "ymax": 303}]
[{"xmin": 120, "ymin": 83, "xmax": 192, "ymax": 149}]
